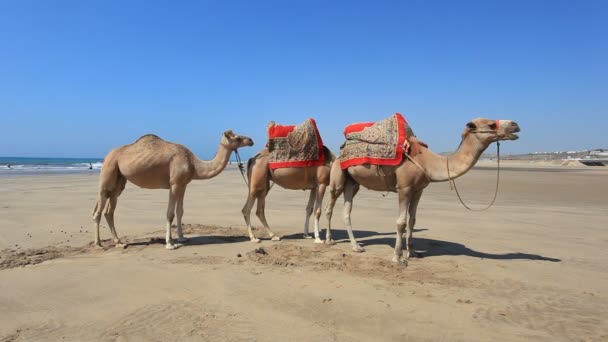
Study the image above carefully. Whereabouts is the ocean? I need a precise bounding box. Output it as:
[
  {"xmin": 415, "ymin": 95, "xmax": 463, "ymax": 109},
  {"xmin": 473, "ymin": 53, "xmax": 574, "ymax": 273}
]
[{"xmin": 0, "ymin": 157, "xmax": 103, "ymax": 175}]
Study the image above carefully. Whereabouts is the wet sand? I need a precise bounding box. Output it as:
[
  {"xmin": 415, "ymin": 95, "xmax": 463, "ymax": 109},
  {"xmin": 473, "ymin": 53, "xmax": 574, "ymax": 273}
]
[{"xmin": 1, "ymin": 164, "xmax": 607, "ymax": 341}]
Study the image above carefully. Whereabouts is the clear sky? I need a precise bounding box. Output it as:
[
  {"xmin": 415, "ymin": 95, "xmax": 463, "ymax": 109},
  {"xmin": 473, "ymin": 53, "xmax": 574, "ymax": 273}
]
[{"xmin": 1, "ymin": 0, "xmax": 606, "ymax": 159}]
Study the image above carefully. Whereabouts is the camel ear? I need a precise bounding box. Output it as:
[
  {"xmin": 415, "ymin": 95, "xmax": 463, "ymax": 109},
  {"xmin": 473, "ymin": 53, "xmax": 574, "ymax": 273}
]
[
  {"xmin": 223, "ymin": 129, "xmax": 234, "ymax": 138},
  {"xmin": 466, "ymin": 122, "xmax": 477, "ymax": 130}
]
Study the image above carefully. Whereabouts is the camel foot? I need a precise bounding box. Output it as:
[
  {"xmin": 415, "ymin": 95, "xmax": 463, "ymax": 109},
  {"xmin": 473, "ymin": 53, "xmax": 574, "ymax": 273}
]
[
  {"xmin": 115, "ymin": 243, "xmax": 127, "ymax": 249},
  {"xmin": 352, "ymin": 245, "xmax": 365, "ymax": 253},
  {"xmin": 303, "ymin": 234, "xmax": 313, "ymax": 239},
  {"xmin": 392, "ymin": 255, "xmax": 409, "ymax": 265},
  {"xmin": 250, "ymin": 238, "xmax": 261, "ymax": 243},
  {"xmin": 94, "ymin": 243, "xmax": 103, "ymax": 250},
  {"xmin": 271, "ymin": 236, "xmax": 281, "ymax": 241},
  {"xmin": 165, "ymin": 243, "xmax": 182, "ymax": 250},
  {"xmin": 314, "ymin": 238, "xmax": 324, "ymax": 244},
  {"xmin": 177, "ymin": 237, "xmax": 189, "ymax": 243},
  {"xmin": 325, "ymin": 239, "xmax": 336, "ymax": 245}
]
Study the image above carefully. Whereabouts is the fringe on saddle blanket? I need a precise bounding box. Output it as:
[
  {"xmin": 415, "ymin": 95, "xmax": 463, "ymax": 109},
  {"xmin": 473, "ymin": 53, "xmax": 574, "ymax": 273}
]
[
  {"xmin": 338, "ymin": 113, "xmax": 427, "ymax": 170},
  {"xmin": 266, "ymin": 118, "xmax": 326, "ymax": 170}
]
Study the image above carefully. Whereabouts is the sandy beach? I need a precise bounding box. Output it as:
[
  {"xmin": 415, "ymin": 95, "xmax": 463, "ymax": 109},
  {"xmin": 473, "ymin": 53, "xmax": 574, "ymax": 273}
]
[{"xmin": 1, "ymin": 162, "xmax": 607, "ymax": 341}]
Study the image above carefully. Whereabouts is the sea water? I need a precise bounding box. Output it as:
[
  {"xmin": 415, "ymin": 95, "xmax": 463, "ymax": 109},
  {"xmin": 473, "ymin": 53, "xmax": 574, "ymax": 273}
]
[{"xmin": 0, "ymin": 157, "xmax": 103, "ymax": 175}]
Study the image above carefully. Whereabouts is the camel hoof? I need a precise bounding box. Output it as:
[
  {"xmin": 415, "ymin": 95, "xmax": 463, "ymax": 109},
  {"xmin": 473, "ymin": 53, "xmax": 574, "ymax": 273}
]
[
  {"xmin": 165, "ymin": 244, "xmax": 180, "ymax": 250},
  {"xmin": 115, "ymin": 243, "xmax": 127, "ymax": 249},
  {"xmin": 271, "ymin": 236, "xmax": 281, "ymax": 241},
  {"xmin": 303, "ymin": 234, "xmax": 313, "ymax": 239},
  {"xmin": 392, "ymin": 255, "xmax": 409, "ymax": 265},
  {"xmin": 177, "ymin": 237, "xmax": 189, "ymax": 243},
  {"xmin": 325, "ymin": 239, "xmax": 336, "ymax": 245},
  {"xmin": 250, "ymin": 238, "xmax": 261, "ymax": 243},
  {"xmin": 314, "ymin": 238, "xmax": 324, "ymax": 244},
  {"xmin": 352, "ymin": 245, "xmax": 365, "ymax": 253},
  {"xmin": 94, "ymin": 243, "xmax": 104, "ymax": 250}
]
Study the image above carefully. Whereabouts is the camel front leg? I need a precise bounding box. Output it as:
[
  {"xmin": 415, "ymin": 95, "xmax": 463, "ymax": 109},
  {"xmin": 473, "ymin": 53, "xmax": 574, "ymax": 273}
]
[
  {"xmin": 165, "ymin": 189, "xmax": 179, "ymax": 250},
  {"xmin": 175, "ymin": 186, "xmax": 188, "ymax": 243},
  {"xmin": 393, "ymin": 188, "xmax": 412, "ymax": 264},
  {"xmin": 343, "ymin": 181, "xmax": 363, "ymax": 252},
  {"xmin": 405, "ymin": 190, "xmax": 423, "ymax": 259},
  {"xmin": 303, "ymin": 189, "xmax": 315, "ymax": 239},
  {"xmin": 313, "ymin": 183, "xmax": 326, "ymax": 244},
  {"xmin": 256, "ymin": 192, "xmax": 281, "ymax": 241}
]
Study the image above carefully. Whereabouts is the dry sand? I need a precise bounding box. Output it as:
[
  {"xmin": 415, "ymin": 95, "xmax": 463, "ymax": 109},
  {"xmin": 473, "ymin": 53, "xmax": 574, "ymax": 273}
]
[{"xmin": 1, "ymin": 163, "xmax": 607, "ymax": 341}]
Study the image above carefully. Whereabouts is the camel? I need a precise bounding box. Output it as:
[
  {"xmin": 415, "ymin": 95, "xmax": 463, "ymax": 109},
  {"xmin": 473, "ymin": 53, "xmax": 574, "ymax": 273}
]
[
  {"xmin": 92, "ymin": 130, "xmax": 254, "ymax": 250},
  {"xmin": 241, "ymin": 146, "xmax": 335, "ymax": 243},
  {"xmin": 325, "ymin": 118, "xmax": 520, "ymax": 263}
]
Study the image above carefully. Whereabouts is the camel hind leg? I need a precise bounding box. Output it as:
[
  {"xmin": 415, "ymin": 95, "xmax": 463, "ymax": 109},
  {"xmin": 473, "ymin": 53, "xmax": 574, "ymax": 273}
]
[
  {"xmin": 255, "ymin": 189, "xmax": 281, "ymax": 241},
  {"xmin": 343, "ymin": 179, "xmax": 363, "ymax": 252},
  {"xmin": 312, "ymin": 183, "xmax": 326, "ymax": 244},
  {"xmin": 325, "ymin": 162, "xmax": 346, "ymax": 244},
  {"xmin": 92, "ymin": 155, "xmax": 120, "ymax": 248},
  {"xmin": 242, "ymin": 189, "xmax": 260, "ymax": 243},
  {"xmin": 104, "ymin": 174, "xmax": 127, "ymax": 248},
  {"xmin": 92, "ymin": 193, "xmax": 109, "ymax": 248}
]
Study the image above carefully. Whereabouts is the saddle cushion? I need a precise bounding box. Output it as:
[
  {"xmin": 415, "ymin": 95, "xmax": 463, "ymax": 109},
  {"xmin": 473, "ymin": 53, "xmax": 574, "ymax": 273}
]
[
  {"xmin": 339, "ymin": 113, "xmax": 414, "ymax": 169},
  {"xmin": 267, "ymin": 118, "xmax": 326, "ymax": 169}
]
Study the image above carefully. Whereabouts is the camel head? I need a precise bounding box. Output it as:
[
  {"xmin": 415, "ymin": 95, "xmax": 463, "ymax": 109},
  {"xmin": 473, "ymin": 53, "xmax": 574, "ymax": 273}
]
[
  {"xmin": 462, "ymin": 118, "xmax": 520, "ymax": 144},
  {"xmin": 221, "ymin": 129, "xmax": 254, "ymax": 150}
]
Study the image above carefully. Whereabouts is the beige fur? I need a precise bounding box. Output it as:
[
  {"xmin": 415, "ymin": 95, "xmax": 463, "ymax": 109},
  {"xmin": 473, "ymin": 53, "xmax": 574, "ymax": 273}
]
[
  {"xmin": 325, "ymin": 118, "xmax": 520, "ymax": 263},
  {"xmin": 242, "ymin": 147, "xmax": 335, "ymax": 243},
  {"xmin": 92, "ymin": 130, "xmax": 253, "ymax": 249}
]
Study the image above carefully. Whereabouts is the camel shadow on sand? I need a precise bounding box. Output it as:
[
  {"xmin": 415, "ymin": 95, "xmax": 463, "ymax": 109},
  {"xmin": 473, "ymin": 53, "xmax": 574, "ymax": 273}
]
[
  {"xmin": 124, "ymin": 235, "xmax": 250, "ymax": 249},
  {"xmin": 317, "ymin": 228, "xmax": 561, "ymax": 262}
]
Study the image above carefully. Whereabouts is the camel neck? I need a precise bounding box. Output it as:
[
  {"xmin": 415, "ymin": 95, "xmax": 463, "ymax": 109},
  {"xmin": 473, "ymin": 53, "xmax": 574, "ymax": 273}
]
[
  {"xmin": 424, "ymin": 135, "xmax": 488, "ymax": 182},
  {"xmin": 193, "ymin": 143, "xmax": 232, "ymax": 180}
]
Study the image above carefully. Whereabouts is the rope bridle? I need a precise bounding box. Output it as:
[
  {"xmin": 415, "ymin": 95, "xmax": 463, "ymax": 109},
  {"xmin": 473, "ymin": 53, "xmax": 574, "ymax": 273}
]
[
  {"xmin": 234, "ymin": 150, "xmax": 248, "ymax": 186},
  {"xmin": 446, "ymin": 120, "xmax": 501, "ymax": 211}
]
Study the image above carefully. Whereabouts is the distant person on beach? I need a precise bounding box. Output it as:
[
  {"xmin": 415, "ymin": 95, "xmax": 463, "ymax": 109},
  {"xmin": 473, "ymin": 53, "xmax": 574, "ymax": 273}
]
[
  {"xmin": 89, "ymin": 163, "xmax": 93, "ymax": 170},
  {"xmin": 7, "ymin": 163, "xmax": 10, "ymax": 169}
]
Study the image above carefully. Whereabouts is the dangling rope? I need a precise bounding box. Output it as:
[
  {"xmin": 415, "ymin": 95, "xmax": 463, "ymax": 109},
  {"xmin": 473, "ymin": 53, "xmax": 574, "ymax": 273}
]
[
  {"xmin": 234, "ymin": 150, "xmax": 248, "ymax": 186},
  {"xmin": 447, "ymin": 141, "xmax": 501, "ymax": 211}
]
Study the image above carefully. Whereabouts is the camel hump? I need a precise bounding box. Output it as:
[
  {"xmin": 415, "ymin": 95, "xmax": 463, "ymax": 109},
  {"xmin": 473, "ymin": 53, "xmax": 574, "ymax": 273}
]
[{"xmin": 135, "ymin": 134, "xmax": 163, "ymax": 143}]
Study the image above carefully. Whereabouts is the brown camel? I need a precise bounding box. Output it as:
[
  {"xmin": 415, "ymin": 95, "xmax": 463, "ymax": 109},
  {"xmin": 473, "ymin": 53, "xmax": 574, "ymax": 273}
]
[
  {"xmin": 92, "ymin": 130, "xmax": 253, "ymax": 249},
  {"xmin": 241, "ymin": 146, "xmax": 335, "ymax": 243},
  {"xmin": 325, "ymin": 118, "xmax": 520, "ymax": 263}
]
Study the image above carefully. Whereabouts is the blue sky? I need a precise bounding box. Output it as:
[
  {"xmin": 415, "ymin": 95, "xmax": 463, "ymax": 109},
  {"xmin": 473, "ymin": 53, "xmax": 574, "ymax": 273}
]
[{"xmin": 1, "ymin": 0, "xmax": 606, "ymax": 158}]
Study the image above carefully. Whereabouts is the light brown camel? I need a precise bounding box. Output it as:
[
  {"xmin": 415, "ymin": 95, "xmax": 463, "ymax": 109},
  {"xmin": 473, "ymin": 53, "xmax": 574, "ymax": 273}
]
[
  {"xmin": 241, "ymin": 147, "xmax": 335, "ymax": 243},
  {"xmin": 325, "ymin": 118, "xmax": 520, "ymax": 263},
  {"xmin": 92, "ymin": 130, "xmax": 253, "ymax": 250}
]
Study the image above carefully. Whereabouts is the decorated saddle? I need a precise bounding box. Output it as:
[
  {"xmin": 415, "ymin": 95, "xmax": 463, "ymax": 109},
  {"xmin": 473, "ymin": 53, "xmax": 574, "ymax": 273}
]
[
  {"xmin": 339, "ymin": 113, "xmax": 423, "ymax": 170},
  {"xmin": 267, "ymin": 118, "xmax": 326, "ymax": 170}
]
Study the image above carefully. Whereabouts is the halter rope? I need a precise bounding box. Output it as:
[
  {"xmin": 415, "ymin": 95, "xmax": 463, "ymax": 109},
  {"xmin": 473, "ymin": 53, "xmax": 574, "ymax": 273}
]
[
  {"xmin": 446, "ymin": 121, "xmax": 501, "ymax": 211},
  {"xmin": 234, "ymin": 150, "xmax": 248, "ymax": 186}
]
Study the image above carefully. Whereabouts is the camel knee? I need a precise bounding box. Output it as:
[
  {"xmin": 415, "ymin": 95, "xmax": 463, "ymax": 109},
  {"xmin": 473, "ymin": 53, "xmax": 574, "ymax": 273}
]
[
  {"xmin": 314, "ymin": 207, "xmax": 322, "ymax": 217},
  {"xmin": 166, "ymin": 212, "xmax": 175, "ymax": 222},
  {"xmin": 93, "ymin": 212, "xmax": 102, "ymax": 222}
]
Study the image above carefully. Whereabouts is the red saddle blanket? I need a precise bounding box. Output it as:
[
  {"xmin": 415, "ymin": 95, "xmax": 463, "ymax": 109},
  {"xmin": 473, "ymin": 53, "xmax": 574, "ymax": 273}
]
[
  {"xmin": 267, "ymin": 118, "xmax": 325, "ymax": 170},
  {"xmin": 339, "ymin": 113, "xmax": 414, "ymax": 169}
]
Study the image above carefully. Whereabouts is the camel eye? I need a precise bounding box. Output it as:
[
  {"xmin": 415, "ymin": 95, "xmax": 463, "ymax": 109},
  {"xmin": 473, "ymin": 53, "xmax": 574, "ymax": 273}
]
[{"xmin": 489, "ymin": 123, "xmax": 497, "ymax": 130}]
